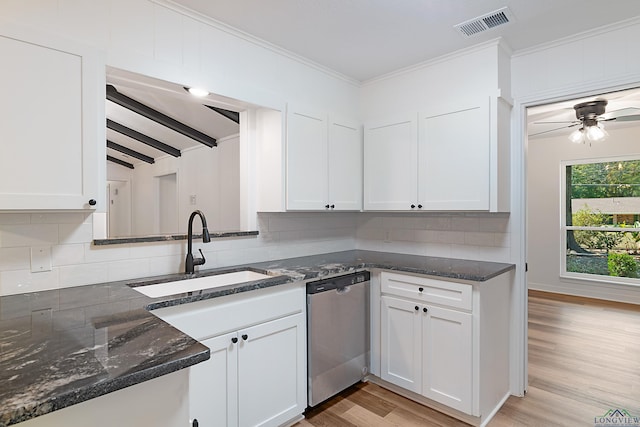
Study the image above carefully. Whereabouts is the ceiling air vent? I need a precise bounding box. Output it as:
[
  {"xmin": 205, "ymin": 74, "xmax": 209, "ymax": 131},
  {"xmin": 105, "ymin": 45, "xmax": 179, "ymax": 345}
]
[{"xmin": 454, "ymin": 7, "xmax": 514, "ymax": 37}]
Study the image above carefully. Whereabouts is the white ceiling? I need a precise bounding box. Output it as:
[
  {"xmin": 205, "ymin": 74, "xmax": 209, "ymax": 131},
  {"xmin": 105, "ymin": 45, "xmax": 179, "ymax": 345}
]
[
  {"xmin": 106, "ymin": 68, "xmax": 243, "ymax": 165},
  {"xmin": 169, "ymin": 0, "xmax": 640, "ymax": 82}
]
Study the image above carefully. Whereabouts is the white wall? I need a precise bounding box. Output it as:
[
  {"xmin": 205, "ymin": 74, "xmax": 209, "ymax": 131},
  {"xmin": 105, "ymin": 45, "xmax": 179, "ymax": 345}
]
[
  {"xmin": 528, "ymin": 126, "xmax": 640, "ymax": 303},
  {"xmin": 0, "ymin": 0, "xmax": 360, "ymax": 115},
  {"xmin": 0, "ymin": 0, "xmax": 362, "ymax": 296},
  {"xmin": 512, "ymin": 16, "xmax": 640, "ymax": 305}
]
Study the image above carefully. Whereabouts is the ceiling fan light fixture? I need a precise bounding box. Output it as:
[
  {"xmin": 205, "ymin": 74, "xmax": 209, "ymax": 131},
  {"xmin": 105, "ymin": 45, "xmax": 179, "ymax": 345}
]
[
  {"xmin": 586, "ymin": 124, "xmax": 608, "ymax": 141},
  {"xmin": 568, "ymin": 128, "xmax": 585, "ymax": 144}
]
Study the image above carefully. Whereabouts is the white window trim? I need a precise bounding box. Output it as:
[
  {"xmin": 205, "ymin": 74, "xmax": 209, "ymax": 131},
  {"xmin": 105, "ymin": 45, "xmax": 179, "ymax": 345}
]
[{"xmin": 560, "ymin": 155, "xmax": 640, "ymax": 286}]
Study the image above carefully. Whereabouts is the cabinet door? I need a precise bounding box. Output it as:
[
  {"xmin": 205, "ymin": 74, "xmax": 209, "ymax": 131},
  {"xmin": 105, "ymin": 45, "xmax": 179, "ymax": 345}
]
[
  {"xmin": 286, "ymin": 107, "xmax": 328, "ymax": 210},
  {"xmin": 0, "ymin": 25, "xmax": 102, "ymax": 210},
  {"xmin": 364, "ymin": 114, "xmax": 418, "ymax": 210},
  {"xmin": 191, "ymin": 333, "xmax": 239, "ymax": 427},
  {"xmin": 328, "ymin": 116, "xmax": 362, "ymax": 211},
  {"xmin": 380, "ymin": 296, "xmax": 421, "ymax": 393},
  {"xmin": 418, "ymin": 100, "xmax": 490, "ymax": 210},
  {"xmin": 237, "ymin": 313, "xmax": 306, "ymax": 427},
  {"xmin": 422, "ymin": 306, "xmax": 472, "ymax": 414}
]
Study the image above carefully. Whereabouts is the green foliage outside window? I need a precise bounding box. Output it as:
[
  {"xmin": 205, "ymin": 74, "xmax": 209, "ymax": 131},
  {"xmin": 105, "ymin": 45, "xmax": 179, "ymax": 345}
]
[{"xmin": 607, "ymin": 252, "xmax": 638, "ymax": 278}]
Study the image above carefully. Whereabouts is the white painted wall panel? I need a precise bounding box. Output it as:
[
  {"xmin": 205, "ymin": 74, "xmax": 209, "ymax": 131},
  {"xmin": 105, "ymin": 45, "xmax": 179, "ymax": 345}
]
[{"xmin": 512, "ymin": 19, "xmax": 640, "ymax": 99}]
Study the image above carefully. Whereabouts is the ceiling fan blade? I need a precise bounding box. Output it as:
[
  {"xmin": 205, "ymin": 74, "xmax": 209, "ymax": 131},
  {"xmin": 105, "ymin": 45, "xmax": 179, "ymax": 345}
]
[
  {"xmin": 529, "ymin": 123, "xmax": 581, "ymax": 137},
  {"xmin": 606, "ymin": 114, "xmax": 640, "ymax": 122},
  {"xmin": 532, "ymin": 120, "xmax": 580, "ymax": 124}
]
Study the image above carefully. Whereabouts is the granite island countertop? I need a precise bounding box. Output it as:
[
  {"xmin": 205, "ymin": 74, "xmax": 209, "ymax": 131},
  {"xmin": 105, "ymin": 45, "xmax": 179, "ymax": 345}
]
[{"xmin": 0, "ymin": 250, "xmax": 514, "ymax": 426}]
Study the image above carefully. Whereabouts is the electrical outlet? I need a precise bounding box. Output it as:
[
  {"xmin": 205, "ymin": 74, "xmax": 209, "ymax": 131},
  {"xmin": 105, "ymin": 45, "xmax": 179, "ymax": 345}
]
[
  {"xmin": 30, "ymin": 246, "xmax": 52, "ymax": 272},
  {"xmin": 190, "ymin": 195, "xmax": 197, "ymax": 205}
]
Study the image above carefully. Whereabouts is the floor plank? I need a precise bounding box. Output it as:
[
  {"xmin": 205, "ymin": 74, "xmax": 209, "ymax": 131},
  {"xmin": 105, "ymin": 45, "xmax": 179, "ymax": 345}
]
[{"xmin": 297, "ymin": 291, "xmax": 640, "ymax": 426}]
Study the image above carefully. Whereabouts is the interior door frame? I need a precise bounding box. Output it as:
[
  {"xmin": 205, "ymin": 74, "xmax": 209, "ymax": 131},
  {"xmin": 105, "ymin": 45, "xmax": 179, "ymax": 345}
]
[{"xmin": 513, "ymin": 78, "xmax": 640, "ymax": 396}]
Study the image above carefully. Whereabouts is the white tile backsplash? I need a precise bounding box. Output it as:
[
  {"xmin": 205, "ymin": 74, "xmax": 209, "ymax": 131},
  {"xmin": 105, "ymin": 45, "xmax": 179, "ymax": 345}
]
[
  {"xmin": 0, "ymin": 224, "xmax": 59, "ymax": 248},
  {"xmin": 0, "ymin": 210, "xmax": 511, "ymax": 296}
]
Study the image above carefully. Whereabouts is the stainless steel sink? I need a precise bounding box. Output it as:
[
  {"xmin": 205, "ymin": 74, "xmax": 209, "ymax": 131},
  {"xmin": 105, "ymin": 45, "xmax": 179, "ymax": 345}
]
[{"xmin": 130, "ymin": 270, "xmax": 271, "ymax": 298}]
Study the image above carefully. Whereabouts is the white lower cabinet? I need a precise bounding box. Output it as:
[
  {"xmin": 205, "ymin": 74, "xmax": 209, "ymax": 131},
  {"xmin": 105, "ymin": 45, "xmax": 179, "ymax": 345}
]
[
  {"xmin": 237, "ymin": 314, "xmax": 305, "ymax": 427},
  {"xmin": 422, "ymin": 305, "xmax": 472, "ymax": 413},
  {"xmin": 377, "ymin": 270, "xmax": 511, "ymax": 425},
  {"xmin": 152, "ymin": 283, "xmax": 307, "ymax": 427},
  {"xmin": 381, "ymin": 296, "xmax": 472, "ymax": 413}
]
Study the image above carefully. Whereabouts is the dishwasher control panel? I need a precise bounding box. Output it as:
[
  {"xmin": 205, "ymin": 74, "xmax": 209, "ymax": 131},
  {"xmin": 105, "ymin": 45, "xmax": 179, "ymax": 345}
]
[{"xmin": 306, "ymin": 271, "xmax": 370, "ymax": 294}]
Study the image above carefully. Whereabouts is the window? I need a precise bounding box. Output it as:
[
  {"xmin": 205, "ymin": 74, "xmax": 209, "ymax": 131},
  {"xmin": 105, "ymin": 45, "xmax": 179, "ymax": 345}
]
[{"xmin": 562, "ymin": 156, "xmax": 640, "ymax": 283}]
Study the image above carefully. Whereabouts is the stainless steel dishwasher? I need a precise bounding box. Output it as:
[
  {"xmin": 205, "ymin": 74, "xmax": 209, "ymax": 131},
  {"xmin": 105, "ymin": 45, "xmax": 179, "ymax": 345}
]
[{"xmin": 306, "ymin": 271, "xmax": 370, "ymax": 407}]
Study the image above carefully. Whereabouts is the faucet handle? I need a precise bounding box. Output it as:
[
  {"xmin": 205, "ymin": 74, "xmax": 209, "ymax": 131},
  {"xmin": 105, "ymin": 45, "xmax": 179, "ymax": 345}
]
[{"xmin": 194, "ymin": 248, "xmax": 206, "ymax": 266}]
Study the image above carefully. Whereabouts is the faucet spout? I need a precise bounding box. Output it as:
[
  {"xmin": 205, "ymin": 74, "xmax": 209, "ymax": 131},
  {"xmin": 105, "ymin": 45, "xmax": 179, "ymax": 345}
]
[{"xmin": 186, "ymin": 210, "xmax": 210, "ymax": 274}]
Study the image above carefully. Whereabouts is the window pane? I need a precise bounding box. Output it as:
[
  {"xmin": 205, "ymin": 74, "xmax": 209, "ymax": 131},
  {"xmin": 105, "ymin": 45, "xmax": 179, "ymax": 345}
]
[
  {"xmin": 568, "ymin": 160, "xmax": 640, "ymax": 228},
  {"xmin": 566, "ymin": 230, "xmax": 639, "ymax": 278}
]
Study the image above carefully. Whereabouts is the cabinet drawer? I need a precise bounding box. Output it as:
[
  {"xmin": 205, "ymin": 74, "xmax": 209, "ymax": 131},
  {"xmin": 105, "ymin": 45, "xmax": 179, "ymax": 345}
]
[
  {"xmin": 381, "ymin": 271, "xmax": 471, "ymax": 310},
  {"xmin": 151, "ymin": 283, "xmax": 304, "ymax": 341}
]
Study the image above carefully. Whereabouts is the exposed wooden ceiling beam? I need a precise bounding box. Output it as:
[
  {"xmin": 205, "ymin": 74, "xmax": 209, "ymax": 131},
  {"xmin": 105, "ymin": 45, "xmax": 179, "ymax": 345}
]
[
  {"xmin": 107, "ymin": 140, "xmax": 155, "ymax": 164},
  {"xmin": 107, "ymin": 119, "xmax": 181, "ymax": 158},
  {"xmin": 107, "ymin": 155, "xmax": 134, "ymax": 169},
  {"xmin": 205, "ymin": 105, "xmax": 240, "ymax": 124},
  {"xmin": 107, "ymin": 84, "xmax": 217, "ymax": 148}
]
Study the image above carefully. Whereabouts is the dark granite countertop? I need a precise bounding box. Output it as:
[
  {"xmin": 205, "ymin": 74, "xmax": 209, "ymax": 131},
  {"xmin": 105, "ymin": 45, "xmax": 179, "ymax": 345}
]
[{"xmin": 0, "ymin": 250, "xmax": 514, "ymax": 426}]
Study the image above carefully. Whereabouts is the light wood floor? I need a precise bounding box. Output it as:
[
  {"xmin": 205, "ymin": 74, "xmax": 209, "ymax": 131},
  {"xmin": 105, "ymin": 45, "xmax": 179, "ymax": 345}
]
[{"xmin": 295, "ymin": 290, "xmax": 640, "ymax": 426}]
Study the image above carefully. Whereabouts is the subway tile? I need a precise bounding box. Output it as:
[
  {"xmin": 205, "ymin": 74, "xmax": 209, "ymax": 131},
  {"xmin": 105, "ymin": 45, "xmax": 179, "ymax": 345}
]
[
  {"xmin": 84, "ymin": 243, "xmax": 131, "ymax": 263},
  {"xmin": 31, "ymin": 212, "xmax": 88, "ymax": 224},
  {"xmin": 0, "ymin": 269, "xmax": 59, "ymax": 296},
  {"xmin": 413, "ymin": 230, "xmax": 438, "ymax": 243},
  {"xmin": 424, "ymin": 216, "xmax": 452, "ymax": 231},
  {"xmin": 0, "ymin": 213, "xmax": 30, "ymax": 225},
  {"xmin": 107, "ymin": 259, "xmax": 150, "ymax": 282},
  {"xmin": 494, "ymin": 233, "xmax": 511, "ymax": 248},
  {"xmin": 355, "ymin": 228, "xmax": 386, "ymax": 241},
  {"xmin": 464, "ymin": 232, "xmax": 496, "ymax": 247},
  {"xmin": 59, "ymin": 223, "xmax": 93, "ymax": 245},
  {"xmin": 127, "ymin": 239, "xmax": 182, "ymax": 258},
  {"xmin": 0, "ymin": 247, "xmax": 31, "ymax": 271},
  {"xmin": 436, "ymin": 231, "xmax": 465, "ymax": 245},
  {"xmin": 390, "ymin": 229, "xmax": 415, "ymax": 242},
  {"xmin": 58, "ymin": 263, "xmax": 108, "ymax": 287},
  {"xmin": 148, "ymin": 255, "xmax": 185, "ymax": 276},
  {"xmin": 472, "ymin": 246, "xmax": 511, "ymax": 263},
  {"xmin": 0, "ymin": 224, "xmax": 59, "ymax": 248},
  {"xmin": 451, "ymin": 217, "xmax": 480, "ymax": 232},
  {"xmin": 52, "ymin": 244, "xmax": 85, "ymax": 266},
  {"xmin": 450, "ymin": 244, "xmax": 481, "ymax": 260},
  {"xmin": 477, "ymin": 216, "xmax": 511, "ymax": 233},
  {"xmin": 423, "ymin": 243, "xmax": 453, "ymax": 258}
]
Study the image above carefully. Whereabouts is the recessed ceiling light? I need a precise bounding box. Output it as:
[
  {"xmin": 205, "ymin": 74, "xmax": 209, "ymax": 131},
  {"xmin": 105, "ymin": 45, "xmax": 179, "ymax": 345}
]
[{"xmin": 184, "ymin": 86, "xmax": 209, "ymax": 97}]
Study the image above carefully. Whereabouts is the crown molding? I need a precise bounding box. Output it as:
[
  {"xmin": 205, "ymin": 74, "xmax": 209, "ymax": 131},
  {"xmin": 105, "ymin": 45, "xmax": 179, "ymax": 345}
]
[
  {"xmin": 362, "ymin": 38, "xmax": 507, "ymax": 86},
  {"xmin": 151, "ymin": 0, "xmax": 361, "ymax": 87},
  {"xmin": 512, "ymin": 15, "xmax": 640, "ymax": 58}
]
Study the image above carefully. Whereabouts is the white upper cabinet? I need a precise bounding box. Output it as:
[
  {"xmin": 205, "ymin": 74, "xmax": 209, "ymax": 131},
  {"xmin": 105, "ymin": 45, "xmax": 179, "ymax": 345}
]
[
  {"xmin": 286, "ymin": 107, "xmax": 328, "ymax": 210},
  {"xmin": 364, "ymin": 114, "xmax": 418, "ymax": 211},
  {"xmin": 327, "ymin": 116, "xmax": 362, "ymax": 211},
  {"xmin": 364, "ymin": 95, "xmax": 509, "ymax": 212},
  {"xmin": 0, "ymin": 25, "xmax": 103, "ymax": 210},
  {"xmin": 285, "ymin": 105, "xmax": 362, "ymax": 211},
  {"xmin": 418, "ymin": 99, "xmax": 490, "ymax": 210}
]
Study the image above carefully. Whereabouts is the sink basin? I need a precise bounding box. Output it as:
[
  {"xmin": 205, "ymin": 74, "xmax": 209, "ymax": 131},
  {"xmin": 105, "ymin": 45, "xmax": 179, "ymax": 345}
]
[{"xmin": 131, "ymin": 270, "xmax": 272, "ymax": 298}]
